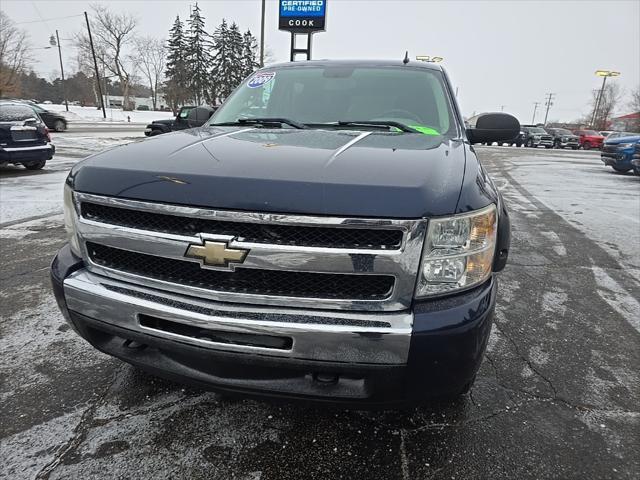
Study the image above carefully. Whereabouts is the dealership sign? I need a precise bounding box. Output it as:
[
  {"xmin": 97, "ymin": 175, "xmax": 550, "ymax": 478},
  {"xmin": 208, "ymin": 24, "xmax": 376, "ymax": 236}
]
[{"xmin": 279, "ymin": 0, "xmax": 326, "ymax": 32}]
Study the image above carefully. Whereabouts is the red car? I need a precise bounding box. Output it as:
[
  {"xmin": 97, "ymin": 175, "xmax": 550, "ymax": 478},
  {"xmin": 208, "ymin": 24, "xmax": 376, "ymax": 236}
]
[{"xmin": 574, "ymin": 129, "xmax": 605, "ymax": 150}]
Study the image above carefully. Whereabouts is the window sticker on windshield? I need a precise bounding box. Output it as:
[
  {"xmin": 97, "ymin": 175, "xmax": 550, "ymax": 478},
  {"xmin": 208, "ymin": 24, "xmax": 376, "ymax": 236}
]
[
  {"xmin": 409, "ymin": 125, "xmax": 440, "ymax": 136},
  {"xmin": 247, "ymin": 72, "xmax": 276, "ymax": 89}
]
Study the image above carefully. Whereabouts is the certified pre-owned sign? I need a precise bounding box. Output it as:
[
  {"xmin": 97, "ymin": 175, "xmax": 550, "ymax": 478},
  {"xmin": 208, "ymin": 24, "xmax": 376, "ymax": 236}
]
[{"xmin": 279, "ymin": 0, "xmax": 327, "ymax": 32}]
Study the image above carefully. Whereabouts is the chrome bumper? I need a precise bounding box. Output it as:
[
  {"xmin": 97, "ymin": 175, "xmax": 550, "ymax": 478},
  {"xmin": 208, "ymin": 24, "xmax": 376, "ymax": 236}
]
[{"xmin": 63, "ymin": 269, "xmax": 413, "ymax": 365}]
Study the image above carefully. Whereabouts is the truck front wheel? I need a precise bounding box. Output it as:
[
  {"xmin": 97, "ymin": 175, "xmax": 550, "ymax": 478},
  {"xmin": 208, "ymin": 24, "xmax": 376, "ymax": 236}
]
[{"xmin": 149, "ymin": 130, "xmax": 163, "ymax": 137}]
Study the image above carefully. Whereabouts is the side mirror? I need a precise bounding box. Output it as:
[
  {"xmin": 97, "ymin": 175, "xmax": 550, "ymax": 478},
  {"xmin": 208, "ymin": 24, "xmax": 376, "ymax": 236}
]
[
  {"xmin": 187, "ymin": 106, "xmax": 216, "ymax": 128},
  {"xmin": 466, "ymin": 112, "xmax": 520, "ymax": 145}
]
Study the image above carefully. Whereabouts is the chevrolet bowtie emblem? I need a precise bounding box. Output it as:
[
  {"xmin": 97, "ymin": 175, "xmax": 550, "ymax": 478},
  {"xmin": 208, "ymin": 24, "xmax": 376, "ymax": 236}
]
[{"xmin": 185, "ymin": 240, "xmax": 249, "ymax": 268}]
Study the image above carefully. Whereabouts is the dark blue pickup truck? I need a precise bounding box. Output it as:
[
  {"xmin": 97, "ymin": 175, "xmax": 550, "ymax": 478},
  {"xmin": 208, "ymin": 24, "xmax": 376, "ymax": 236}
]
[
  {"xmin": 52, "ymin": 60, "xmax": 517, "ymax": 406},
  {"xmin": 601, "ymin": 134, "xmax": 640, "ymax": 174}
]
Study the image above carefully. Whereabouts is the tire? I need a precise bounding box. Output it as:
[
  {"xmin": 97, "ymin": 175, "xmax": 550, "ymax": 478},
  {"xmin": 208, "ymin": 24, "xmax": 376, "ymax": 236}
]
[
  {"xmin": 23, "ymin": 160, "xmax": 46, "ymax": 170},
  {"xmin": 545, "ymin": 145, "xmax": 553, "ymax": 149},
  {"xmin": 515, "ymin": 141, "xmax": 523, "ymax": 147},
  {"xmin": 583, "ymin": 142, "xmax": 592, "ymax": 150},
  {"xmin": 554, "ymin": 140, "xmax": 561, "ymax": 149},
  {"xmin": 53, "ymin": 119, "xmax": 66, "ymax": 132},
  {"xmin": 571, "ymin": 146, "xmax": 579, "ymax": 150},
  {"xmin": 612, "ymin": 165, "xmax": 631, "ymax": 173},
  {"xmin": 526, "ymin": 139, "xmax": 533, "ymax": 148},
  {"xmin": 149, "ymin": 129, "xmax": 163, "ymax": 137}
]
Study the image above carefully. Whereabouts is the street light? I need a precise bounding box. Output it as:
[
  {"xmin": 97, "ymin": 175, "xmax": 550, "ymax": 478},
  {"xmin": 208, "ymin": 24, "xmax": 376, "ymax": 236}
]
[{"xmin": 591, "ymin": 70, "xmax": 620, "ymax": 128}]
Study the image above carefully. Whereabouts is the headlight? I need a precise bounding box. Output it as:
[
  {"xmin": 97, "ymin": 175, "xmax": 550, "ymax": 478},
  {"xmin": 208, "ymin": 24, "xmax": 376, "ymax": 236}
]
[
  {"xmin": 561, "ymin": 137, "xmax": 567, "ymax": 141},
  {"xmin": 63, "ymin": 184, "xmax": 82, "ymax": 256},
  {"xmin": 618, "ymin": 143, "xmax": 634, "ymax": 148},
  {"xmin": 416, "ymin": 204, "xmax": 497, "ymax": 297}
]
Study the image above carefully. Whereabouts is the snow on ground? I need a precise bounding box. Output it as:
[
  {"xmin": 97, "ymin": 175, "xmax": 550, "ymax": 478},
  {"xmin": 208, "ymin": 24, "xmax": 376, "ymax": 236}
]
[
  {"xmin": 0, "ymin": 132, "xmax": 140, "ymax": 225},
  {"xmin": 40, "ymin": 103, "xmax": 174, "ymax": 124},
  {"xmin": 0, "ymin": 170, "xmax": 68, "ymax": 225}
]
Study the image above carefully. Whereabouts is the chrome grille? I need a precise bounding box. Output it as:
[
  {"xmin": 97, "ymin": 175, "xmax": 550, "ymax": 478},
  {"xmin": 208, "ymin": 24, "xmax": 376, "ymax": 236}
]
[
  {"xmin": 74, "ymin": 193, "xmax": 427, "ymax": 312},
  {"xmin": 80, "ymin": 201, "xmax": 403, "ymax": 249},
  {"xmin": 87, "ymin": 242, "xmax": 395, "ymax": 300}
]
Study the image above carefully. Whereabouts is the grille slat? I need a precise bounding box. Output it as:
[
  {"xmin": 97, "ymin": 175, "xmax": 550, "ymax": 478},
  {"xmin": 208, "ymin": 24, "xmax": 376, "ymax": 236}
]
[
  {"xmin": 87, "ymin": 242, "xmax": 395, "ymax": 300},
  {"xmin": 81, "ymin": 202, "xmax": 403, "ymax": 250}
]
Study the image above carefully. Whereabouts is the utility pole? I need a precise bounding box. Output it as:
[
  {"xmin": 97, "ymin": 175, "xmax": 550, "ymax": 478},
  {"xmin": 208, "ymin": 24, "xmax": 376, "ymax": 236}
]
[
  {"xmin": 53, "ymin": 31, "xmax": 68, "ymax": 112},
  {"xmin": 500, "ymin": 105, "xmax": 505, "ymax": 112},
  {"xmin": 259, "ymin": 0, "xmax": 266, "ymax": 67},
  {"xmin": 84, "ymin": 11, "xmax": 106, "ymax": 119},
  {"xmin": 532, "ymin": 102, "xmax": 540, "ymax": 124},
  {"xmin": 543, "ymin": 93, "xmax": 555, "ymax": 125}
]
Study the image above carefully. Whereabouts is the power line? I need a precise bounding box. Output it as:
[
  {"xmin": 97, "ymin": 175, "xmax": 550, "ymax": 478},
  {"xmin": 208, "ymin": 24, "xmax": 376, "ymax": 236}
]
[
  {"xmin": 31, "ymin": 1, "xmax": 52, "ymax": 32},
  {"xmin": 13, "ymin": 14, "xmax": 84, "ymax": 25}
]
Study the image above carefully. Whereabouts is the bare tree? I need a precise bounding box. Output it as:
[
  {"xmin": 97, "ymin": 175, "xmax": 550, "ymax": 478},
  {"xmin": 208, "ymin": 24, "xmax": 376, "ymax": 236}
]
[
  {"xmin": 76, "ymin": 5, "xmax": 138, "ymax": 110},
  {"xmin": 590, "ymin": 83, "xmax": 623, "ymax": 130},
  {"xmin": 0, "ymin": 11, "xmax": 32, "ymax": 97},
  {"xmin": 134, "ymin": 37, "xmax": 166, "ymax": 110}
]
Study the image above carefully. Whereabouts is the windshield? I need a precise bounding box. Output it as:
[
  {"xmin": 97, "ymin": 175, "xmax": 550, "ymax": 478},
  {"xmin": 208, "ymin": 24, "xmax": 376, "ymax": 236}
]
[
  {"xmin": 555, "ymin": 128, "xmax": 572, "ymax": 135},
  {"xmin": 582, "ymin": 130, "xmax": 599, "ymax": 135},
  {"xmin": 211, "ymin": 66, "xmax": 456, "ymax": 136},
  {"xmin": 530, "ymin": 127, "xmax": 547, "ymax": 134}
]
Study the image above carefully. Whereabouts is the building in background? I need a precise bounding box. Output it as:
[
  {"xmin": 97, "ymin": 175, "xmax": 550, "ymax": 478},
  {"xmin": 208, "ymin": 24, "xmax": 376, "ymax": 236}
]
[{"xmin": 101, "ymin": 95, "xmax": 169, "ymax": 110}]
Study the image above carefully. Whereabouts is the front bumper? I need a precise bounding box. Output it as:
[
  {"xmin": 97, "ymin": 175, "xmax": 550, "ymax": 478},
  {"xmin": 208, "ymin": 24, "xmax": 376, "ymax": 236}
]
[
  {"xmin": 601, "ymin": 148, "xmax": 634, "ymax": 168},
  {"xmin": 51, "ymin": 244, "xmax": 496, "ymax": 406},
  {"xmin": 0, "ymin": 143, "xmax": 54, "ymax": 162},
  {"xmin": 531, "ymin": 139, "xmax": 553, "ymax": 147}
]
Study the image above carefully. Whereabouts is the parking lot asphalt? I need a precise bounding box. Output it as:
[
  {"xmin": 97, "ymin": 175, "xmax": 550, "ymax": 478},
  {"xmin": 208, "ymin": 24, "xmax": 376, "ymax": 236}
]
[{"xmin": 1, "ymin": 145, "xmax": 638, "ymax": 480}]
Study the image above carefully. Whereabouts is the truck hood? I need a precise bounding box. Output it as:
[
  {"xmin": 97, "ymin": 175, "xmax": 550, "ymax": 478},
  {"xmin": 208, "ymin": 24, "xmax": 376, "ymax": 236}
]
[
  {"xmin": 70, "ymin": 126, "xmax": 468, "ymax": 218},
  {"xmin": 605, "ymin": 135, "xmax": 640, "ymax": 145}
]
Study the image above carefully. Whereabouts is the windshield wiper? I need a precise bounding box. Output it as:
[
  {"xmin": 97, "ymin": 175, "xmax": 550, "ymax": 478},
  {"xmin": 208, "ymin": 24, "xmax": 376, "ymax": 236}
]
[
  {"xmin": 334, "ymin": 120, "xmax": 419, "ymax": 133},
  {"xmin": 211, "ymin": 118, "xmax": 308, "ymax": 129}
]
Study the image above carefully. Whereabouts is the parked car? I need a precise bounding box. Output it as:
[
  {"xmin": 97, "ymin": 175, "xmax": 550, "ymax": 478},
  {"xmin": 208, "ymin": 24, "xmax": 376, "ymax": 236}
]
[
  {"xmin": 601, "ymin": 134, "xmax": 640, "ymax": 173},
  {"xmin": 0, "ymin": 103, "xmax": 55, "ymax": 170},
  {"xmin": 144, "ymin": 106, "xmax": 216, "ymax": 136},
  {"xmin": 521, "ymin": 125, "xmax": 553, "ymax": 148},
  {"xmin": 52, "ymin": 59, "xmax": 517, "ymax": 406},
  {"xmin": 545, "ymin": 127, "xmax": 580, "ymax": 149},
  {"xmin": 574, "ymin": 129, "xmax": 605, "ymax": 150},
  {"xmin": 137, "ymin": 105, "xmax": 150, "ymax": 111},
  {"xmin": 0, "ymin": 101, "xmax": 68, "ymax": 132},
  {"xmin": 604, "ymin": 131, "xmax": 637, "ymax": 141}
]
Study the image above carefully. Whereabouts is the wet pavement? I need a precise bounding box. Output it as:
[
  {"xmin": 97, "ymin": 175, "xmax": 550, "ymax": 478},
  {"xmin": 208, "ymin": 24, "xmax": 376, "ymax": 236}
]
[{"xmin": 1, "ymin": 145, "xmax": 638, "ymax": 479}]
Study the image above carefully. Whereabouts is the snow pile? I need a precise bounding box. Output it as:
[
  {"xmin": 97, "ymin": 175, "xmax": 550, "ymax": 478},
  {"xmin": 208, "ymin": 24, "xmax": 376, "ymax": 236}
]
[{"xmin": 38, "ymin": 104, "xmax": 174, "ymax": 124}]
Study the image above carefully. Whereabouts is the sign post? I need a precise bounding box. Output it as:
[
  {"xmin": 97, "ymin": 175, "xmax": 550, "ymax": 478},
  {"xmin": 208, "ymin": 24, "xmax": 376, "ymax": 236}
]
[{"xmin": 278, "ymin": 0, "xmax": 327, "ymax": 61}]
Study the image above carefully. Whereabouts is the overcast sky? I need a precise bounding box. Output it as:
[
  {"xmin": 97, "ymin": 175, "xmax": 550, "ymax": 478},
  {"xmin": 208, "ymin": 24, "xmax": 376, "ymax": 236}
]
[{"xmin": 3, "ymin": 0, "xmax": 639, "ymax": 122}]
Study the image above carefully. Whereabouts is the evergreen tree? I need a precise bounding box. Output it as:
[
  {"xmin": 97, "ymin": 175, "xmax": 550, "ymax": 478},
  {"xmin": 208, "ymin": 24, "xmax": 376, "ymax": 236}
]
[
  {"xmin": 228, "ymin": 22, "xmax": 244, "ymax": 85},
  {"xmin": 164, "ymin": 15, "xmax": 189, "ymax": 112},
  {"xmin": 210, "ymin": 19, "xmax": 234, "ymax": 103},
  {"xmin": 210, "ymin": 21, "xmax": 248, "ymax": 102},
  {"xmin": 241, "ymin": 29, "xmax": 260, "ymax": 79},
  {"xmin": 185, "ymin": 3, "xmax": 213, "ymax": 105}
]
